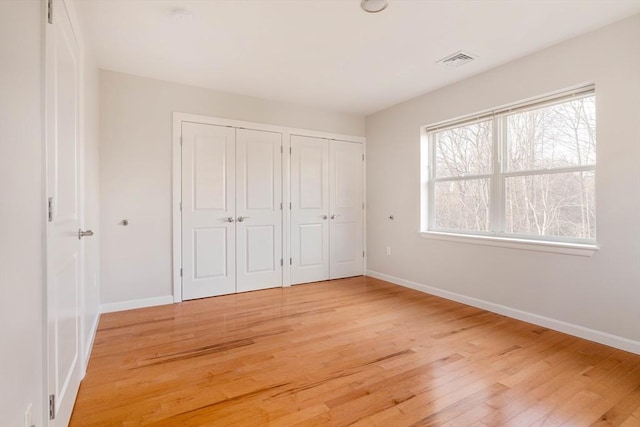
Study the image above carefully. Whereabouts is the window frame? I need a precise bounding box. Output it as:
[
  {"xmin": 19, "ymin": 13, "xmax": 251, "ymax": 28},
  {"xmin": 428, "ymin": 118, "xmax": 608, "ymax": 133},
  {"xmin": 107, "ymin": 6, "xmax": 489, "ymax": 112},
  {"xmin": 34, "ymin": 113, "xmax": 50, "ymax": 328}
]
[{"xmin": 421, "ymin": 85, "xmax": 598, "ymax": 254}]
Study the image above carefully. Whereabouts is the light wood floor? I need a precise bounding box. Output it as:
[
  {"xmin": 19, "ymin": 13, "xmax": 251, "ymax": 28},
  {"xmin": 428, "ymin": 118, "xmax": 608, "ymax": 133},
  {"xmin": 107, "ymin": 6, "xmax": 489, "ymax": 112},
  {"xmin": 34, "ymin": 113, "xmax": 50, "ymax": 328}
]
[{"xmin": 70, "ymin": 276, "xmax": 640, "ymax": 426}]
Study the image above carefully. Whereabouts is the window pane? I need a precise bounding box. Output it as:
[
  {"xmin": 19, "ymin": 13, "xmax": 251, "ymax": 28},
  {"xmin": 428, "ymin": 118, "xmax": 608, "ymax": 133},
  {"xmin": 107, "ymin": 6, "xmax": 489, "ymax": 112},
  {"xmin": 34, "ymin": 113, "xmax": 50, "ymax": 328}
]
[
  {"xmin": 434, "ymin": 179, "xmax": 490, "ymax": 231},
  {"xmin": 434, "ymin": 120, "xmax": 492, "ymax": 178},
  {"xmin": 506, "ymin": 96, "xmax": 596, "ymax": 171},
  {"xmin": 505, "ymin": 171, "xmax": 595, "ymax": 239}
]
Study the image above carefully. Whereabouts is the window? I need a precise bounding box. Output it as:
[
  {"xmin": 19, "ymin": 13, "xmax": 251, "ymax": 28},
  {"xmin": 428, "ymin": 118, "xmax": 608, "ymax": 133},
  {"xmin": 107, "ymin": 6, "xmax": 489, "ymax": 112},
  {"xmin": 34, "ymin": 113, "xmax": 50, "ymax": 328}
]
[{"xmin": 422, "ymin": 86, "xmax": 596, "ymax": 246}]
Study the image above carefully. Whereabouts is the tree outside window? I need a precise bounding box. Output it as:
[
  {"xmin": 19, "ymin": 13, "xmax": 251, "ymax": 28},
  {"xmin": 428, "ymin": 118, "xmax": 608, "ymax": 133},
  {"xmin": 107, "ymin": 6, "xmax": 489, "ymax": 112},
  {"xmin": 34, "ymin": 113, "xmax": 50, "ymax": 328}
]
[{"xmin": 424, "ymin": 88, "xmax": 596, "ymax": 244}]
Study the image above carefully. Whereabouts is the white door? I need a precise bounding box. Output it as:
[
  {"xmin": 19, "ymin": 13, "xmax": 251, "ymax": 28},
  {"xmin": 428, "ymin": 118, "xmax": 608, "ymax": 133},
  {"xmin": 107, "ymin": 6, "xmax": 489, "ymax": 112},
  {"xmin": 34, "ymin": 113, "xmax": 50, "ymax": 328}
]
[
  {"xmin": 290, "ymin": 135, "xmax": 330, "ymax": 285},
  {"xmin": 182, "ymin": 122, "xmax": 236, "ymax": 300},
  {"xmin": 236, "ymin": 129, "xmax": 283, "ymax": 292},
  {"xmin": 46, "ymin": 0, "xmax": 84, "ymax": 424},
  {"xmin": 329, "ymin": 140, "xmax": 364, "ymax": 279}
]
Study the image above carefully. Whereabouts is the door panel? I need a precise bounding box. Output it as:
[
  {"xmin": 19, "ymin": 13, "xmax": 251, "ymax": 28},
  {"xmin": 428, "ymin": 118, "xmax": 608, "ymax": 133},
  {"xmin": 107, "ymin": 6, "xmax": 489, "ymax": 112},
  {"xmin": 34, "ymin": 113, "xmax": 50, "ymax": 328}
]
[
  {"xmin": 300, "ymin": 147, "xmax": 324, "ymax": 209},
  {"xmin": 335, "ymin": 149, "xmax": 358, "ymax": 209},
  {"xmin": 245, "ymin": 140, "xmax": 276, "ymax": 210},
  {"xmin": 332, "ymin": 222, "xmax": 357, "ymax": 262},
  {"xmin": 193, "ymin": 228, "xmax": 228, "ymax": 279},
  {"xmin": 182, "ymin": 122, "xmax": 236, "ymax": 299},
  {"xmin": 46, "ymin": 0, "xmax": 83, "ymax": 424},
  {"xmin": 245, "ymin": 225, "xmax": 276, "ymax": 272},
  {"xmin": 236, "ymin": 129, "xmax": 282, "ymax": 292},
  {"xmin": 290, "ymin": 135, "xmax": 330, "ymax": 284},
  {"xmin": 330, "ymin": 141, "xmax": 364, "ymax": 279},
  {"xmin": 194, "ymin": 138, "xmax": 227, "ymax": 210},
  {"xmin": 299, "ymin": 224, "xmax": 324, "ymax": 267}
]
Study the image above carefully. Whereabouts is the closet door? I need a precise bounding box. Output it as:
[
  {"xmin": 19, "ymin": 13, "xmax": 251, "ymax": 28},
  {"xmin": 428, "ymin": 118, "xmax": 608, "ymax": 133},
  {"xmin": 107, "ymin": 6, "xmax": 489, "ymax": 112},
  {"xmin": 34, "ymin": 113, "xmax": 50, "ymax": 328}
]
[
  {"xmin": 236, "ymin": 129, "xmax": 283, "ymax": 292},
  {"xmin": 290, "ymin": 135, "xmax": 330, "ymax": 284},
  {"xmin": 329, "ymin": 140, "xmax": 364, "ymax": 279},
  {"xmin": 182, "ymin": 122, "xmax": 236, "ymax": 300}
]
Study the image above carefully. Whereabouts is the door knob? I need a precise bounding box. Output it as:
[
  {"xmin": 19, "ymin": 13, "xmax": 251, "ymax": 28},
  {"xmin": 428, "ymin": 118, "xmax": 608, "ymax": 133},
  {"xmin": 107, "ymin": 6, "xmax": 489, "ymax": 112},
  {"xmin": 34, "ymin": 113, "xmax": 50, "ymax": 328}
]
[
  {"xmin": 225, "ymin": 217, "xmax": 235, "ymax": 223},
  {"xmin": 78, "ymin": 229, "xmax": 94, "ymax": 240},
  {"xmin": 321, "ymin": 215, "xmax": 328, "ymax": 220},
  {"xmin": 237, "ymin": 216, "xmax": 250, "ymax": 222},
  {"xmin": 330, "ymin": 215, "xmax": 338, "ymax": 219}
]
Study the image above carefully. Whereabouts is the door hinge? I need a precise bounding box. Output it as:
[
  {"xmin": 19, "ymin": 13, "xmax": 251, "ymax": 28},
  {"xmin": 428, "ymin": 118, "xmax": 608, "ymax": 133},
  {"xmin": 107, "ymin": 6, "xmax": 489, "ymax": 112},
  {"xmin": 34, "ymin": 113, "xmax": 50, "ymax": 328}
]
[
  {"xmin": 363, "ymin": 251, "xmax": 365, "ymax": 258},
  {"xmin": 49, "ymin": 394, "xmax": 55, "ymax": 420},
  {"xmin": 47, "ymin": 197, "xmax": 53, "ymax": 222},
  {"xmin": 179, "ymin": 202, "xmax": 182, "ymax": 211},
  {"xmin": 180, "ymin": 136, "xmax": 183, "ymax": 145},
  {"xmin": 362, "ymin": 202, "xmax": 365, "ymax": 210},
  {"xmin": 289, "ymin": 202, "xmax": 292, "ymax": 210},
  {"xmin": 47, "ymin": 0, "xmax": 53, "ymax": 24},
  {"xmin": 280, "ymin": 258, "xmax": 283, "ymax": 267},
  {"xmin": 280, "ymin": 146, "xmax": 283, "ymax": 154},
  {"xmin": 289, "ymin": 147, "xmax": 292, "ymax": 154},
  {"xmin": 180, "ymin": 268, "xmax": 183, "ymax": 277},
  {"xmin": 280, "ymin": 202, "xmax": 283, "ymax": 210},
  {"xmin": 362, "ymin": 154, "xmax": 365, "ymax": 161},
  {"xmin": 289, "ymin": 258, "xmax": 292, "ymax": 265}
]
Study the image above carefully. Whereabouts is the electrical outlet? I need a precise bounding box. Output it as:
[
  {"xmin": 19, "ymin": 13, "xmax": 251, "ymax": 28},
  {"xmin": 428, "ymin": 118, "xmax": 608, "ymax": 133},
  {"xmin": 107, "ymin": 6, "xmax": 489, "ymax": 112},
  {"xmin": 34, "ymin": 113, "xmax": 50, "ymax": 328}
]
[
  {"xmin": 24, "ymin": 403, "xmax": 32, "ymax": 427},
  {"xmin": 386, "ymin": 246, "xmax": 391, "ymax": 256}
]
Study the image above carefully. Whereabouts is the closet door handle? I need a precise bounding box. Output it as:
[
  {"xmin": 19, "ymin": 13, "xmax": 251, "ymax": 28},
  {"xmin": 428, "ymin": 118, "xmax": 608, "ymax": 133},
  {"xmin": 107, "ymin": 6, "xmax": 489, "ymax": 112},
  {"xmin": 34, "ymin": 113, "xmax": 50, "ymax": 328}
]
[
  {"xmin": 225, "ymin": 217, "xmax": 235, "ymax": 223},
  {"xmin": 237, "ymin": 216, "xmax": 250, "ymax": 222},
  {"xmin": 78, "ymin": 229, "xmax": 94, "ymax": 239},
  {"xmin": 321, "ymin": 215, "xmax": 328, "ymax": 220}
]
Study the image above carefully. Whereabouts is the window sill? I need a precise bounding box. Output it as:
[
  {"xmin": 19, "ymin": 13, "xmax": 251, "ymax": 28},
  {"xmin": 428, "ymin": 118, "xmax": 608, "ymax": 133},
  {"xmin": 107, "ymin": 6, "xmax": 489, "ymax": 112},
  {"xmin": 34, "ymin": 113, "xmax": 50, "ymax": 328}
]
[{"xmin": 419, "ymin": 231, "xmax": 598, "ymax": 257}]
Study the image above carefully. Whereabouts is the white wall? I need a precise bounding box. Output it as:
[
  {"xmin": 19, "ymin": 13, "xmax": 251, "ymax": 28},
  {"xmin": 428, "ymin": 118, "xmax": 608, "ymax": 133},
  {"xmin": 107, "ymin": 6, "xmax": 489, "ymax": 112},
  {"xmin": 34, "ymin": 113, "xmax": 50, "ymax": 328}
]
[
  {"xmin": 100, "ymin": 70, "xmax": 365, "ymax": 307},
  {"xmin": 365, "ymin": 15, "xmax": 640, "ymax": 352},
  {"xmin": 0, "ymin": 1, "xmax": 45, "ymax": 424}
]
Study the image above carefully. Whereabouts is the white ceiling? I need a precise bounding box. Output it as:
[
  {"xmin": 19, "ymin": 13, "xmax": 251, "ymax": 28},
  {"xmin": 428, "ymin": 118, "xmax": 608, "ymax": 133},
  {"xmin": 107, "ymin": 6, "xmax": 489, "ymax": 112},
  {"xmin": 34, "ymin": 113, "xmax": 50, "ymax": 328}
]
[{"xmin": 76, "ymin": 0, "xmax": 640, "ymax": 115}]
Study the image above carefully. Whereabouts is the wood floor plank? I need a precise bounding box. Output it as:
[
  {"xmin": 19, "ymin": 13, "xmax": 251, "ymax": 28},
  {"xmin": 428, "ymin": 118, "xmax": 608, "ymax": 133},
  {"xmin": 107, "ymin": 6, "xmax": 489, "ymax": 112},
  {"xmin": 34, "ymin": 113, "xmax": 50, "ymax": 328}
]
[
  {"xmin": 589, "ymin": 383, "xmax": 640, "ymax": 426},
  {"xmin": 70, "ymin": 277, "xmax": 640, "ymax": 426}
]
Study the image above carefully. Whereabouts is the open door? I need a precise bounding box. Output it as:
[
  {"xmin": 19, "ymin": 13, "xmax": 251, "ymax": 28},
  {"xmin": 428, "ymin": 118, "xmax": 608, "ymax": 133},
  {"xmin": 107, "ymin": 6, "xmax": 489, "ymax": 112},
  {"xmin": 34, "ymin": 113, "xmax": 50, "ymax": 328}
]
[{"xmin": 45, "ymin": 0, "xmax": 86, "ymax": 424}]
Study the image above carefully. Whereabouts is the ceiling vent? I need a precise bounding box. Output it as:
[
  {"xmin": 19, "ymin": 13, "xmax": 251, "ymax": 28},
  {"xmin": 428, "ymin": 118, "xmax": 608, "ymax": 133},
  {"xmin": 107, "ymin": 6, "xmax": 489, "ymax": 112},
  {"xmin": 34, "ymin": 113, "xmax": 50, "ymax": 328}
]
[{"xmin": 437, "ymin": 51, "xmax": 478, "ymax": 68}]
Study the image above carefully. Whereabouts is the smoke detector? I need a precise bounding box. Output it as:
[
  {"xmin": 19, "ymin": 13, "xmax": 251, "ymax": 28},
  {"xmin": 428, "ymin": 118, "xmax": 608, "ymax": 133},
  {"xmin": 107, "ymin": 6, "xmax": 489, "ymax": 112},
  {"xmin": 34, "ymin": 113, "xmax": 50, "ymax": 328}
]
[
  {"xmin": 361, "ymin": 0, "xmax": 388, "ymax": 13},
  {"xmin": 171, "ymin": 8, "xmax": 193, "ymax": 22},
  {"xmin": 437, "ymin": 51, "xmax": 478, "ymax": 68}
]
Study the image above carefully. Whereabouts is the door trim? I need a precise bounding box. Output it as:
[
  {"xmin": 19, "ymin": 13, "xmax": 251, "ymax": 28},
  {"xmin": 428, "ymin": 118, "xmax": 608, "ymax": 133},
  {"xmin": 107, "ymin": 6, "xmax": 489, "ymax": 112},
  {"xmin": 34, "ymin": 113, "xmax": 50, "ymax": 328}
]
[{"xmin": 172, "ymin": 112, "xmax": 365, "ymax": 302}]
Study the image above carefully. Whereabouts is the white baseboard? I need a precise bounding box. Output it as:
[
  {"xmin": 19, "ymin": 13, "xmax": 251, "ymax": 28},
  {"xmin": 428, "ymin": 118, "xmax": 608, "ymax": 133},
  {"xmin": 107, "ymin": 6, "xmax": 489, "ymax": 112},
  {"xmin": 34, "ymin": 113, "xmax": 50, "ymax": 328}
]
[
  {"xmin": 100, "ymin": 295, "xmax": 174, "ymax": 313},
  {"xmin": 83, "ymin": 311, "xmax": 100, "ymax": 372},
  {"xmin": 366, "ymin": 270, "xmax": 640, "ymax": 355}
]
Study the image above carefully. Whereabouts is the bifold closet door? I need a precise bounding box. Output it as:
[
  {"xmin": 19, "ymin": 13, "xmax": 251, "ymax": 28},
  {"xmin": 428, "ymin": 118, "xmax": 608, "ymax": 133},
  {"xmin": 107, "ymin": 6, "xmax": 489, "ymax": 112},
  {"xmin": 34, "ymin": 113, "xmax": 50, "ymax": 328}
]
[
  {"xmin": 235, "ymin": 128, "xmax": 283, "ymax": 292},
  {"xmin": 290, "ymin": 135, "xmax": 330, "ymax": 284},
  {"xmin": 329, "ymin": 140, "xmax": 364, "ymax": 279},
  {"xmin": 182, "ymin": 122, "xmax": 236, "ymax": 300},
  {"xmin": 290, "ymin": 137, "xmax": 364, "ymax": 285}
]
